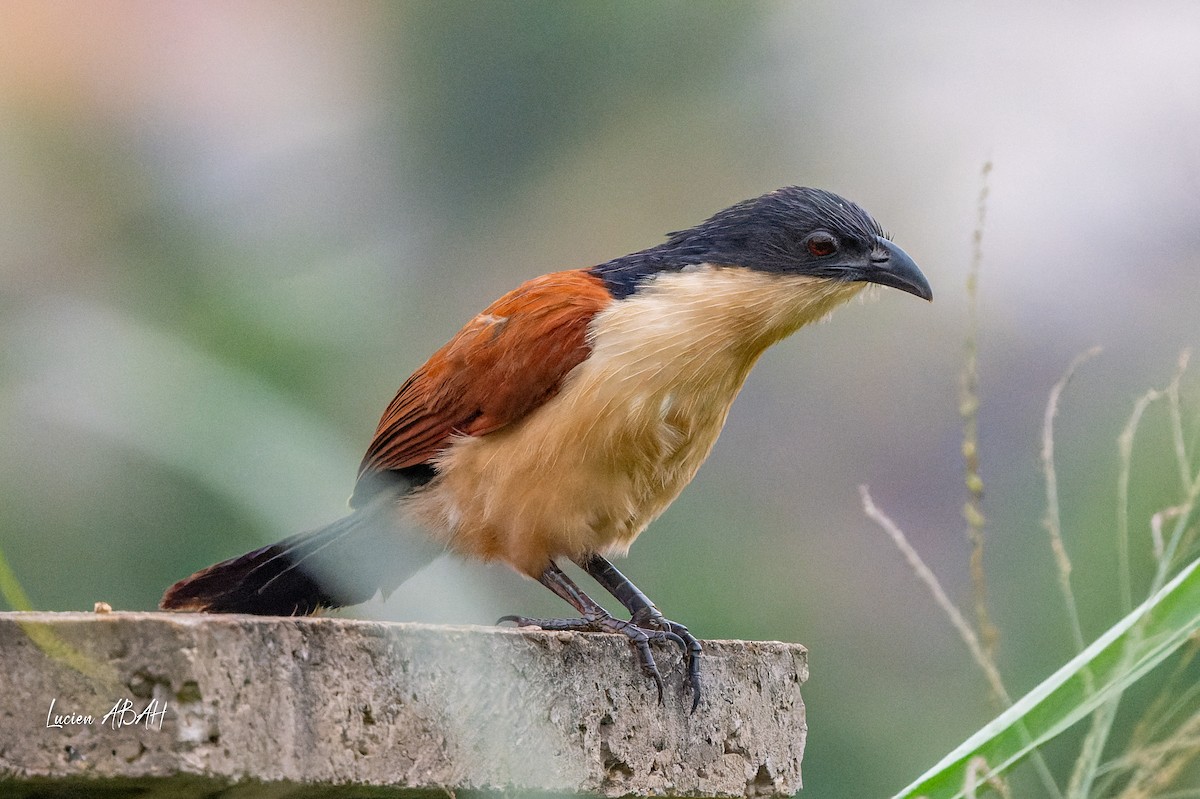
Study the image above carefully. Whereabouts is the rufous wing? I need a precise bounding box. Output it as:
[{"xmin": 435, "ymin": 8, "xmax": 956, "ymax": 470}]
[{"xmin": 351, "ymin": 269, "xmax": 613, "ymax": 506}]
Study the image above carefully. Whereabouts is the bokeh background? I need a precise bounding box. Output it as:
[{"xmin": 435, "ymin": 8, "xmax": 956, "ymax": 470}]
[{"xmin": 2, "ymin": 1, "xmax": 1199, "ymax": 796}]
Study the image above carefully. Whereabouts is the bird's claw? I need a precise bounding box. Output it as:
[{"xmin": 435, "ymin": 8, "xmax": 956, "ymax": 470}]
[
  {"xmin": 498, "ymin": 611, "xmax": 699, "ymax": 710},
  {"xmin": 631, "ymin": 608, "xmax": 703, "ymax": 712}
]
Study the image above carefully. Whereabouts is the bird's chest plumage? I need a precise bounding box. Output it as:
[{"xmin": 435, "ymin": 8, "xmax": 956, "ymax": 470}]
[{"xmin": 404, "ymin": 267, "xmax": 863, "ymax": 576}]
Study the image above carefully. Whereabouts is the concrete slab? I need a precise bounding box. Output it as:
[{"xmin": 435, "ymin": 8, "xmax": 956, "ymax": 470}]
[{"xmin": 0, "ymin": 612, "xmax": 806, "ymax": 797}]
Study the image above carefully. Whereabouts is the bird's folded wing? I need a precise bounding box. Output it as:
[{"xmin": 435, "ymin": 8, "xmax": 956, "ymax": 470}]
[{"xmin": 351, "ymin": 269, "xmax": 612, "ymax": 506}]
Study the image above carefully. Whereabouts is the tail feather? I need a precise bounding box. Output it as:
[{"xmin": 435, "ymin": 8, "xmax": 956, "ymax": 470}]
[{"xmin": 160, "ymin": 496, "xmax": 437, "ymax": 615}]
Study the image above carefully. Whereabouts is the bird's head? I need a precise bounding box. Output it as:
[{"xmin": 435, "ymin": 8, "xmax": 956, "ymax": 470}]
[{"xmin": 592, "ymin": 186, "xmax": 932, "ymax": 303}]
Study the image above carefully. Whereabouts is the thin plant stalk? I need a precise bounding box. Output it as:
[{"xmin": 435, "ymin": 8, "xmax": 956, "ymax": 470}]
[
  {"xmin": 861, "ymin": 486, "xmax": 1008, "ymax": 701},
  {"xmin": 1067, "ymin": 699, "xmax": 1118, "ymax": 798},
  {"xmin": 961, "ymin": 161, "xmax": 1000, "ymax": 667},
  {"xmin": 1166, "ymin": 350, "xmax": 1194, "ymax": 494},
  {"xmin": 1150, "ymin": 354, "xmax": 1199, "ymax": 594},
  {"xmin": 1115, "ymin": 703, "xmax": 1200, "ymax": 799},
  {"xmin": 1041, "ymin": 347, "xmax": 1101, "ymax": 658},
  {"xmin": 1127, "ymin": 638, "xmax": 1200, "ymax": 749},
  {"xmin": 1117, "ymin": 388, "xmax": 1165, "ymax": 614}
]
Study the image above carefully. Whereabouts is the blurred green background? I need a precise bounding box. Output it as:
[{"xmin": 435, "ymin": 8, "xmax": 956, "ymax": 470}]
[{"xmin": 2, "ymin": 1, "xmax": 1198, "ymax": 796}]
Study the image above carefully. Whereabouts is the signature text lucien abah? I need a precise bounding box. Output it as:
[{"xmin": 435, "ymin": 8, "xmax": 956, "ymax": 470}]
[{"xmin": 46, "ymin": 697, "xmax": 168, "ymax": 732}]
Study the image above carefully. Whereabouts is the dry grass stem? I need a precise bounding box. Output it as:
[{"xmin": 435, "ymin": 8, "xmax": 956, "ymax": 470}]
[
  {"xmin": 1127, "ymin": 643, "xmax": 1200, "ymax": 751},
  {"xmin": 1166, "ymin": 350, "xmax": 1194, "ymax": 494},
  {"xmin": 860, "ymin": 485, "xmax": 1010, "ymax": 703},
  {"xmin": 1117, "ymin": 387, "xmax": 1166, "ymax": 613},
  {"xmin": 965, "ymin": 756, "xmax": 1011, "ymax": 799},
  {"xmin": 1115, "ymin": 704, "xmax": 1200, "ymax": 799},
  {"xmin": 961, "ymin": 160, "xmax": 1000, "ymax": 668},
  {"xmin": 1150, "ymin": 506, "xmax": 1185, "ymax": 562},
  {"xmin": 1041, "ymin": 347, "xmax": 1101, "ymax": 657}
]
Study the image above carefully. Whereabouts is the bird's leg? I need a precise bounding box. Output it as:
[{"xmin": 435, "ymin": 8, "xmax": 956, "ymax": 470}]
[
  {"xmin": 498, "ymin": 562, "xmax": 682, "ymax": 703},
  {"xmin": 576, "ymin": 553, "xmax": 702, "ymax": 712}
]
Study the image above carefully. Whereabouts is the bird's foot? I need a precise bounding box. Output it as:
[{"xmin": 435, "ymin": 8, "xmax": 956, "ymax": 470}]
[
  {"xmin": 498, "ymin": 612, "xmax": 688, "ymax": 704},
  {"xmin": 631, "ymin": 608, "xmax": 702, "ymax": 712}
]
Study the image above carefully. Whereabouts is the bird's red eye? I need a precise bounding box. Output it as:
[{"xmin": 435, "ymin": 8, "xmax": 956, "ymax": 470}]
[{"xmin": 806, "ymin": 234, "xmax": 837, "ymax": 258}]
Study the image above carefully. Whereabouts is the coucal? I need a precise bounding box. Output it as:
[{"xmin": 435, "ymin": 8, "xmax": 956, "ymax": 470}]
[{"xmin": 161, "ymin": 186, "xmax": 931, "ymax": 711}]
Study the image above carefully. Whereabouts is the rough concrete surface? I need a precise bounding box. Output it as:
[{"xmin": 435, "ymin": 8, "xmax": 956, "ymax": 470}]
[{"xmin": 0, "ymin": 612, "xmax": 807, "ymax": 797}]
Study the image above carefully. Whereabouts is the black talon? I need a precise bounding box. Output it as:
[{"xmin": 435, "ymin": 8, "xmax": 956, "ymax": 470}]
[{"xmin": 652, "ymin": 617, "xmax": 702, "ymax": 712}]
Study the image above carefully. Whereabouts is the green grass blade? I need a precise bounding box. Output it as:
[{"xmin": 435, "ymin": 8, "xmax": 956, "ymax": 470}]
[
  {"xmin": 894, "ymin": 555, "xmax": 1200, "ymax": 799},
  {"xmin": 0, "ymin": 544, "xmax": 33, "ymax": 611}
]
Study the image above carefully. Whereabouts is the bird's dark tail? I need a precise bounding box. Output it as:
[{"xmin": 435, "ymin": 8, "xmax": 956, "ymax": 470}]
[{"xmin": 160, "ymin": 495, "xmax": 437, "ymax": 616}]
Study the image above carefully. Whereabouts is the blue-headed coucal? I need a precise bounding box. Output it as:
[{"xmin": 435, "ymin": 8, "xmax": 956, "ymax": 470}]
[{"xmin": 161, "ymin": 186, "xmax": 932, "ymax": 711}]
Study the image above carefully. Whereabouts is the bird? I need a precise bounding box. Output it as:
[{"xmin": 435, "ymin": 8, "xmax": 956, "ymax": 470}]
[{"xmin": 161, "ymin": 186, "xmax": 932, "ymax": 712}]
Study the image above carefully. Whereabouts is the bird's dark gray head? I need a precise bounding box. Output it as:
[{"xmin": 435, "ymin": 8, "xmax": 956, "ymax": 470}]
[{"xmin": 591, "ymin": 186, "xmax": 932, "ymax": 302}]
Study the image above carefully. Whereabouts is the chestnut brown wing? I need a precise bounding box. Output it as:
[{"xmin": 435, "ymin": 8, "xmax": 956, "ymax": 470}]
[{"xmin": 351, "ymin": 269, "xmax": 612, "ymax": 507}]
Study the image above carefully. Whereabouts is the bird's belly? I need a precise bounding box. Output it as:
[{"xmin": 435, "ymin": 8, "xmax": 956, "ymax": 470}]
[{"xmin": 404, "ymin": 379, "xmax": 737, "ymax": 577}]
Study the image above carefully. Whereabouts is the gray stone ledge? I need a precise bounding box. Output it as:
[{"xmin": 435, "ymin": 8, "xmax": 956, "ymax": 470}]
[{"xmin": 0, "ymin": 612, "xmax": 807, "ymax": 797}]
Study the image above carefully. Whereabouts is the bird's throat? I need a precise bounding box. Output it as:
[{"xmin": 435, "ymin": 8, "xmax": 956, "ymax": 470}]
[{"xmin": 590, "ymin": 264, "xmax": 865, "ymax": 363}]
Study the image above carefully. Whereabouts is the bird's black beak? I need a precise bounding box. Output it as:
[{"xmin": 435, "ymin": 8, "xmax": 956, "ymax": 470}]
[{"xmin": 857, "ymin": 238, "xmax": 933, "ymax": 302}]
